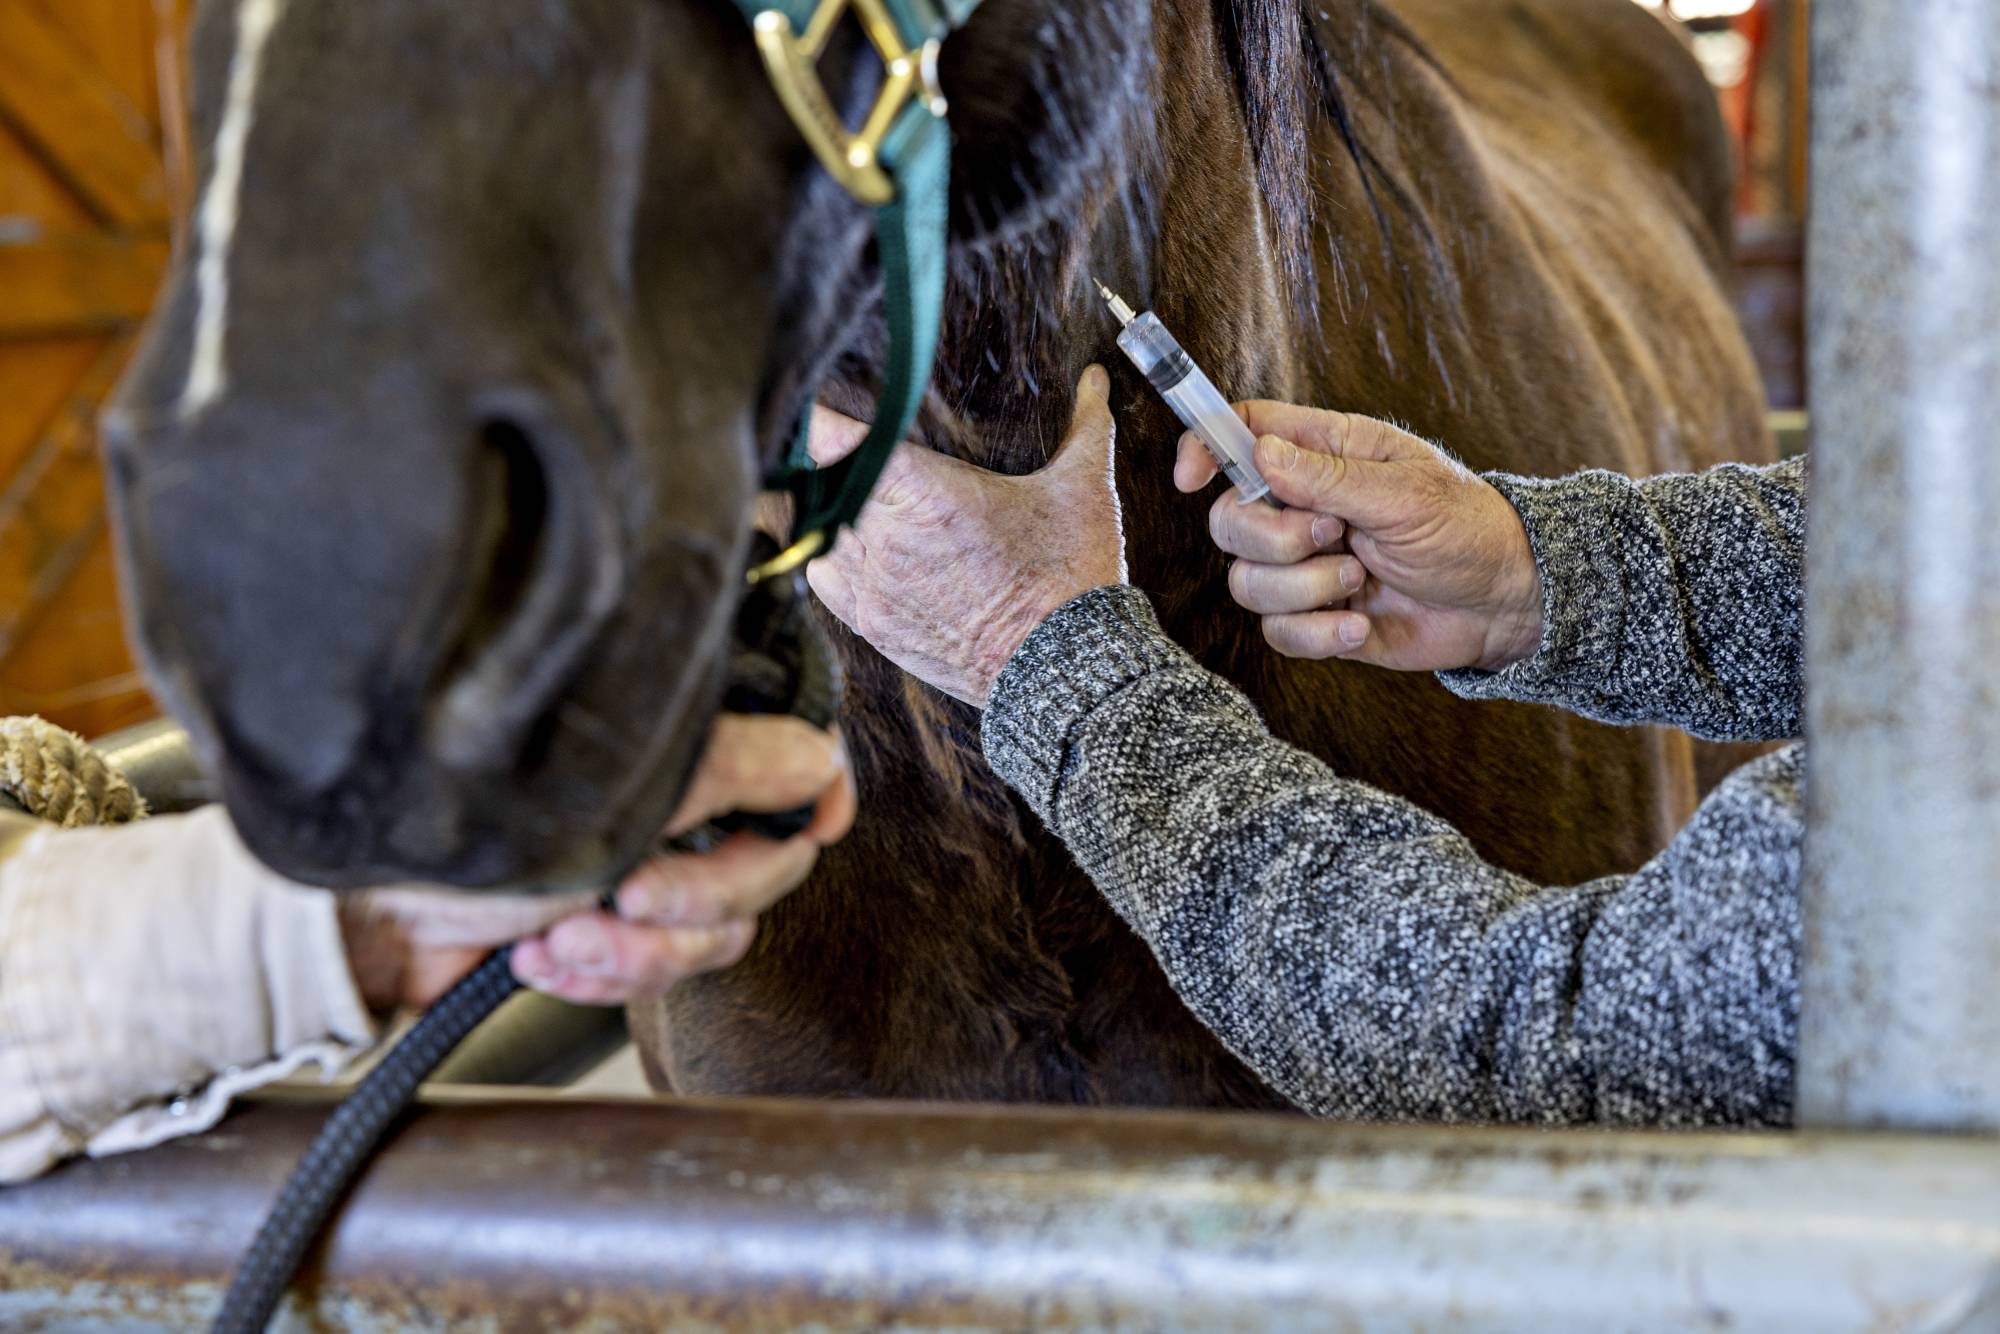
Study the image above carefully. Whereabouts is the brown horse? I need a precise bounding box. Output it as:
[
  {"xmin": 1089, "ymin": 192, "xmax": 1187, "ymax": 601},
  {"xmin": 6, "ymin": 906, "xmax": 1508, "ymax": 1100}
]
[{"xmin": 106, "ymin": 0, "xmax": 1768, "ymax": 1108}]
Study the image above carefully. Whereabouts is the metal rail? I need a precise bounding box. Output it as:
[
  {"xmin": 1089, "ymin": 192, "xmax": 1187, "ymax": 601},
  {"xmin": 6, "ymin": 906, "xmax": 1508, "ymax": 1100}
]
[
  {"xmin": 1797, "ymin": 0, "xmax": 2000, "ymax": 1131},
  {"xmin": 2, "ymin": 1091, "xmax": 1997, "ymax": 1332}
]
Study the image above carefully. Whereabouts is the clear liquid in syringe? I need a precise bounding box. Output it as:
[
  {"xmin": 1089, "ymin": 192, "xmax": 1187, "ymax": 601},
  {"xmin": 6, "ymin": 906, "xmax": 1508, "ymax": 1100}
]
[{"xmin": 1095, "ymin": 280, "xmax": 1277, "ymax": 507}]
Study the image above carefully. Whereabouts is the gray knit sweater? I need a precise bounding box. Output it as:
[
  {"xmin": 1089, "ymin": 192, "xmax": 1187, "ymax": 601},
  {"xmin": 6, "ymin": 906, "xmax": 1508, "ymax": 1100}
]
[{"xmin": 981, "ymin": 456, "xmax": 1808, "ymax": 1128}]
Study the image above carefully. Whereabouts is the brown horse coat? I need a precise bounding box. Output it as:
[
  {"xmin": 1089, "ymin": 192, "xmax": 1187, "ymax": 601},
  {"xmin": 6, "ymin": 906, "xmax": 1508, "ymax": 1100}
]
[
  {"xmin": 635, "ymin": 0, "xmax": 1773, "ymax": 1107},
  {"xmin": 101, "ymin": 0, "xmax": 1767, "ymax": 1111}
]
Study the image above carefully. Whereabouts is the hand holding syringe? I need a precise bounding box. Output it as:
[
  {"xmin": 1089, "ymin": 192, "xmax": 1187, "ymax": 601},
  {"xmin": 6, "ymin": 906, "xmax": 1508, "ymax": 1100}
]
[{"xmin": 1096, "ymin": 280, "xmax": 1279, "ymax": 508}]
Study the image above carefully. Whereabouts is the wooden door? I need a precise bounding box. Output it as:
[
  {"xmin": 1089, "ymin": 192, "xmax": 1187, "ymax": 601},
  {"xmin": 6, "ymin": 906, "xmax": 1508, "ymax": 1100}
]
[{"xmin": 0, "ymin": 0, "xmax": 192, "ymax": 738}]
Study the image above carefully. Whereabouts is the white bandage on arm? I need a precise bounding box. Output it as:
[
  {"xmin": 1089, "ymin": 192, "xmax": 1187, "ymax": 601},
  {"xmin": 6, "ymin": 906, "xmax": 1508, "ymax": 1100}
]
[{"xmin": 0, "ymin": 805, "xmax": 376, "ymax": 1182}]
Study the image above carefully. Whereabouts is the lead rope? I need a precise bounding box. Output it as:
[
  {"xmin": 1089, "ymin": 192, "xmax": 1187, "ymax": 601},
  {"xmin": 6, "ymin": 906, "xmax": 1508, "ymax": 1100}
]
[{"xmin": 210, "ymin": 950, "xmax": 524, "ymax": 1333}]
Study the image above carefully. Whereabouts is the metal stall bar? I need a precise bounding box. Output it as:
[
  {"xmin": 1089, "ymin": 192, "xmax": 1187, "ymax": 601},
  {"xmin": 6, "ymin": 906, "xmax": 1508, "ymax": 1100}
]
[
  {"xmin": 1, "ymin": 1093, "xmax": 1997, "ymax": 1332},
  {"xmin": 1798, "ymin": 0, "xmax": 2000, "ymax": 1131}
]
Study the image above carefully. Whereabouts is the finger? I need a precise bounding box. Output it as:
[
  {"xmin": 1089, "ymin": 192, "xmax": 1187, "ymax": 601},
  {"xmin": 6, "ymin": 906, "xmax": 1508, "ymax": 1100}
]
[
  {"xmin": 615, "ymin": 831, "xmax": 823, "ymax": 926},
  {"xmin": 806, "ymin": 751, "xmax": 858, "ymax": 845},
  {"xmin": 510, "ymin": 936, "xmax": 560, "ymax": 987},
  {"xmin": 1175, "ymin": 432, "xmax": 1221, "ymax": 493},
  {"xmin": 669, "ymin": 715, "xmax": 844, "ymax": 835},
  {"xmin": 521, "ymin": 912, "xmax": 758, "ymax": 999},
  {"xmin": 1229, "ymin": 554, "xmax": 1368, "ymax": 616},
  {"xmin": 1256, "ymin": 436, "xmax": 1417, "ymax": 529},
  {"xmin": 806, "ymin": 404, "xmax": 871, "ymax": 468},
  {"xmin": 1210, "ymin": 489, "xmax": 1347, "ymax": 564},
  {"xmin": 1238, "ymin": 403, "xmax": 1426, "ymax": 464},
  {"xmin": 1261, "ymin": 610, "xmax": 1374, "ymax": 661},
  {"xmin": 514, "ymin": 920, "xmax": 758, "ymax": 1004}
]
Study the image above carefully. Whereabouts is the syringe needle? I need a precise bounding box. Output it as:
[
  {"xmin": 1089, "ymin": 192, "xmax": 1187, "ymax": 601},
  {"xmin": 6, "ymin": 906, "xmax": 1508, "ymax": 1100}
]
[{"xmin": 1093, "ymin": 277, "xmax": 1137, "ymax": 327}]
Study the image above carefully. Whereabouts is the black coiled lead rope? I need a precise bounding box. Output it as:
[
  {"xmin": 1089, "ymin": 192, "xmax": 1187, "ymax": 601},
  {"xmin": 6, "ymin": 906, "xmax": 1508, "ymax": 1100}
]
[
  {"xmin": 210, "ymin": 949, "xmax": 524, "ymax": 1332},
  {"xmin": 213, "ymin": 551, "xmax": 839, "ymax": 1332}
]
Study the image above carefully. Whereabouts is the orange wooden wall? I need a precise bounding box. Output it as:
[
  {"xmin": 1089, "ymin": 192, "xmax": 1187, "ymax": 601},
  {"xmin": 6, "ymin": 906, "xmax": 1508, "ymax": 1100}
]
[{"xmin": 0, "ymin": 0, "xmax": 192, "ymax": 737}]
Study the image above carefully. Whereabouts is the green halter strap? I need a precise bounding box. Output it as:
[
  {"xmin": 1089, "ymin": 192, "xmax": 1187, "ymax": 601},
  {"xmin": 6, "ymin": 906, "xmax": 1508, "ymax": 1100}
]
[{"xmin": 730, "ymin": 0, "xmax": 981, "ymax": 584}]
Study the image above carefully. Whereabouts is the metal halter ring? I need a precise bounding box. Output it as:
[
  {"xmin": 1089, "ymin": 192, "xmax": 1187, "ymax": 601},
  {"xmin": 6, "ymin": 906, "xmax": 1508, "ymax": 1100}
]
[
  {"xmin": 751, "ymin": 0, "xmax": 949, "ymax": 206},
  {"xmin": 744, "ymin": 527, "xmax": 827, "ymax": 585}
]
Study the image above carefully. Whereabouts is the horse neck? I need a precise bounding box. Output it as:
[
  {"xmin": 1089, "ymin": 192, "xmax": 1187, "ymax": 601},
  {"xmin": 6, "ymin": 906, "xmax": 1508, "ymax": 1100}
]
[{"xmin": 924, "ymin": 0, "xmax": 1311, "ymax": 599}]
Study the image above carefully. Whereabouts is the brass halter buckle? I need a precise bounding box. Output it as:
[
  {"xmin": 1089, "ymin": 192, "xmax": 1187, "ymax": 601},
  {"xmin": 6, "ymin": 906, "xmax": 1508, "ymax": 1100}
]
[
  {"xmin": 744, "ymin": 526, "xmax": 826, "ymax": 586},
  {"xmin": 751, "ymin": 0, "xmax": 949, "ymax": 207}
]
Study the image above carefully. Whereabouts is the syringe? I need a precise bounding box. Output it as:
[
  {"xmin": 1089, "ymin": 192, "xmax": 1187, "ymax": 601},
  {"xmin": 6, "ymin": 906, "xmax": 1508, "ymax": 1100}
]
[{"xmin": 1095, "ymin": 280, "xmax": 1276, "ymax": 507}]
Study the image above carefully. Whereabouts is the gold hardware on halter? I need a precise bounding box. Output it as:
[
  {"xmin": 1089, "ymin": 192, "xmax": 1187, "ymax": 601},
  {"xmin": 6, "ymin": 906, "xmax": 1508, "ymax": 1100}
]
[
  {"xmin": 746, "ymin": 528, "xmax": 829, "ymax": 585},
  {"xmin": 752, "ymin": 0, "xmax": 948, "ymax": 207}
]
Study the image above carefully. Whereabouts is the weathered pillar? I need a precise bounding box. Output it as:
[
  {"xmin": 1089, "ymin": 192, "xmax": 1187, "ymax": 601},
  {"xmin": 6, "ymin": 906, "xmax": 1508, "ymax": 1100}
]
[{"xmin": 1799, "ymin": 0, "xmax": 2000, "ymax": 1129}]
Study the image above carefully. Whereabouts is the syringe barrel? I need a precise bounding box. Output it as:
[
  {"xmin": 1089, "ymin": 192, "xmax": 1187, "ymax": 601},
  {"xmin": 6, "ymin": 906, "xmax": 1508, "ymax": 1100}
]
[{"xmin": 1115, "ymin": 313, "xmax": 1273, "ymax": 506}]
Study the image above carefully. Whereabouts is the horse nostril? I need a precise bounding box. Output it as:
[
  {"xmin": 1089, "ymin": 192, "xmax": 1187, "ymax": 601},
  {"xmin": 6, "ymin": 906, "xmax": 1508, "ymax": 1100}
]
[
  {"xmin": 429, "ymin": 412, "xmax": 579, "ymax": 770},
  {"xmin": 458, "ymin": 418, "xmax": 552, "ymax": 669}
]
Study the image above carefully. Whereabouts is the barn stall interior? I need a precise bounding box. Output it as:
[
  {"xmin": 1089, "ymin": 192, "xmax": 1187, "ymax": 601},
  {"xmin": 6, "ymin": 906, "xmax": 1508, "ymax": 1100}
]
[{"xmin": 0, "ymin": 0, "xmax": 1996, "ymax": 1329}]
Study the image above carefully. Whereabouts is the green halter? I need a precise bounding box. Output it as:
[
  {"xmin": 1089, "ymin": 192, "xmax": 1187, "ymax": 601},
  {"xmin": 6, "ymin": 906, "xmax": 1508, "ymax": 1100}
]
[{"xmin": 731, "ymin": 0, "xmax": 981, "ymax": 583}]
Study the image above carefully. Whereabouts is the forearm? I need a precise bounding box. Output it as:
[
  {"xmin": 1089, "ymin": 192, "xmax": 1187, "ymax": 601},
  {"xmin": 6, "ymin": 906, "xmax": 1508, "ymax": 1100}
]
[
  {"xmin": 0, "ymin": 806, "xmax": 375, "ymax": 1183},
  {"xmin": 984, "ymin": 588, "xmax": 1803, "ymax": 1127},
  {"xmin": 1443, "ymin": 456, "xmax": 1807, "ymax": 741}
]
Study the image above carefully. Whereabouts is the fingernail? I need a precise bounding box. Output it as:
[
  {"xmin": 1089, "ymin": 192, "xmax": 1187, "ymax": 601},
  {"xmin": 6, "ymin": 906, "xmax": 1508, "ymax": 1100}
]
[
  {"xmin": 511, "ymin": 942, "xmax": 552, "ymax": 984},
  {"xmin": 1340, "ymin": 616, "xmax": 1369, "ymax": 646},
  {"xmin": 554, "ymin": 919, "xmax": 610, "ymax": 973},
  {"xmin": 1311, "ymin": 516, "xmax": 1342, "ymax": 550},
  {"xmin": 1340, "ymin": 562, "xmax": 1364, "ymax": 593},
  {"xmin": 1261, "ymin": 436, "xmax": 1298, "ymax": 471},
  {"xmin": 622, "ymin": 870, "xmax": 693, "ymax": 925},
  {"xmin": 1083, "ymin": 364, "xmax": 1109, "ymax": 397}
]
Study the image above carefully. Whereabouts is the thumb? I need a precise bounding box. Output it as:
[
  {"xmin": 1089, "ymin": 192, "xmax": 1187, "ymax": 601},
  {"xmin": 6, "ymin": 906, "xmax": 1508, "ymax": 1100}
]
[
  {"xmin": 1047, "ymin": 364, "xmax": 1115, "ymax": 484},
  {"xmin": 1255, "ymin": 435, "xmax": 1415, "ymax": 531}
]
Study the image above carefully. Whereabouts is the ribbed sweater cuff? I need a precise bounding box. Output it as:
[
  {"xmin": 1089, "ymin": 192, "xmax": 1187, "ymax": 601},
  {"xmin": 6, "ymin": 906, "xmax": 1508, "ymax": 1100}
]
[
  {"xmin": 981, "ymin": 585, "xmax": 1186, "ymax": 825},
  {"xmin": 1438, "ymin": 470, "xmax": 1628, "ymax": 705}
]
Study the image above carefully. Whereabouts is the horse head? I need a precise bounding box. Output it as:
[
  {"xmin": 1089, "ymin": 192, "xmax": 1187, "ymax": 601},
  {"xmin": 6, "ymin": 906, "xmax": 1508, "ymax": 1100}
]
[{"xmin": 102, "ymin": 0, "xmax": 1147, "ymax": 889}]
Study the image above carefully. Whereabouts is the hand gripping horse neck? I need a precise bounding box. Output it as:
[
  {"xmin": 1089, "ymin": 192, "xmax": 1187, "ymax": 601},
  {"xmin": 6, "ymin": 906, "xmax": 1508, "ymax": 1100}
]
[{"xmin": 212, "ymin": 5, "xmax": 980, "ymax": 1328}]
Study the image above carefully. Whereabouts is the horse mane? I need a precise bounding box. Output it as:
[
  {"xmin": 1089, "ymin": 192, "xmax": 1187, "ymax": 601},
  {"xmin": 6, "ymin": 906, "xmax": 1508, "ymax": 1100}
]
[
  {"xmin": 1220, "ymin": 0, "xmax": 1332, "ymax": 322},
  {"xmin": 913, "ymin": 1, "xmax": 1443, "ymax": 447},
  {"xmin": 1237, "ymin": 0, "xmax": 1457, "ymax": 344}
]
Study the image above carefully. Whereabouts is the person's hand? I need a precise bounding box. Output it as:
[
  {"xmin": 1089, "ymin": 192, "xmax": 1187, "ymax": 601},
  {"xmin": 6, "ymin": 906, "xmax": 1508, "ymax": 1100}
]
[
  {"xmin": 804, "ymin": 366, "xmax": 1126, "ymax": 707},
  {"xmin": 1176, "ymin": 402, "xmax": 1543, "ymax": 672},
  {"xmin": 338, "ymin": 714, "xmax": 855, "ymax": 1008}
]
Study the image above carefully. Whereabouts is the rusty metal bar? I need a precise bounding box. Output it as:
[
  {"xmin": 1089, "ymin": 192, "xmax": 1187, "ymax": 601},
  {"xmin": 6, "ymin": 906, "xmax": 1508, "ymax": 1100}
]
[
  {"xmin": 1797, "ymin": 0, "xmax": 2000, "ymax": 1130},
  {"xmin": 2, "ymin": 1092, "xmax": 1997, "ymax": 1331}
]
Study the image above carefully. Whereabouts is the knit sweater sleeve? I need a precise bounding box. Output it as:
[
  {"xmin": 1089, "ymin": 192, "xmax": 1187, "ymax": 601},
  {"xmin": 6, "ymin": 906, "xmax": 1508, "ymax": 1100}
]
[
  {"xmin": 982, "ymin": 586, "xmax": 1803, "ymax": 1128},
  {"xmin": 1437, "ymin": 455, "xmax": 1807, "ymax": 741}
]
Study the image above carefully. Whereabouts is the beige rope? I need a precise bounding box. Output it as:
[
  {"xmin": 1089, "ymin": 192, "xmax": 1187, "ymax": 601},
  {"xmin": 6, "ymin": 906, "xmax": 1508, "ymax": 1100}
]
[{"xmin": 0, "ymin": 717, "xmax": 147, "ymax": 828}]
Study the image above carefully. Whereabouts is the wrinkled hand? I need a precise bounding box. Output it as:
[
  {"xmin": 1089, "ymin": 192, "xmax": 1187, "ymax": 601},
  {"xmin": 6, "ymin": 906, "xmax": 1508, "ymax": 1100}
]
[
  {"xmin": 1176, "ymin": 402, "xmax": 1543, "ymax": 672},
  {"xmin": 804, "ymin": 367, "xmax": 1126, "ymax": 707},
  {"xmin": 338, "ymin": 714, "xmax": 855, "ymax": 1008}
]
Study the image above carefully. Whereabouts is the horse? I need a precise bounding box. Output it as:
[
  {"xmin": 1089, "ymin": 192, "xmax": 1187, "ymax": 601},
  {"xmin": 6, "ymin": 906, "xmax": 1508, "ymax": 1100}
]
[{"xmin": 105, "ymin": 0, "xmax": 1770, "ymax": 1109}]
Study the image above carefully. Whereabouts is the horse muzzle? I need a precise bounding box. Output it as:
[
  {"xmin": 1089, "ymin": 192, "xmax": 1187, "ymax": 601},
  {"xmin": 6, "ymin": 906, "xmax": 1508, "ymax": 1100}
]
[{"xmin": 103, "ymin": 382, "xmax": 743, "ymax": 893}]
